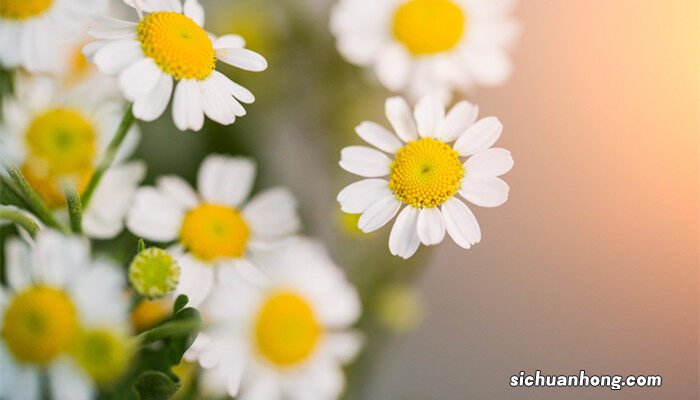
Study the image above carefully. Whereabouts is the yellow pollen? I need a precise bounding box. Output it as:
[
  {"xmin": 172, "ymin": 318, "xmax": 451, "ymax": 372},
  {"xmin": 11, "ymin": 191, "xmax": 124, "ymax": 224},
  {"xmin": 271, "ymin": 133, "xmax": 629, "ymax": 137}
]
[
  {"xmin": 179, "ymin": 203, "xmax": 250, "ymax": 261},
  {"xmin": 389, "ymin": 138, "xmax": 464, "ymax": 208},
  {"xmin": 1, "ymin": 286, "xmax": 78, "ymax": 365},
  {"xmin": 71, "ymin": 329, "xmax": 130, "ymax": 383},
  {"xmin": 138, "ymin": 12, "xmax": 216, "ymax": 80},
  {"xmin": 254, "ymin": 292, "xmax": 321, "ymax": 367},
  {"xmin": 392, "ymin": 0, "xmax": 466, "ymax": 55},
  {"xmin": 0, "ymin": 0, "xmax": 52, "ymax": 20}
]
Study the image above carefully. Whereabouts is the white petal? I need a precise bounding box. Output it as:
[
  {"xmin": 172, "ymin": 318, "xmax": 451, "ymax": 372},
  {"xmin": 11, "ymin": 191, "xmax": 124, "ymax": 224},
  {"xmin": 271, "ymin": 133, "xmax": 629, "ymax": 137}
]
[
  {"xmin": 216, "ymin": 48, "xmax": 267, "ymax": 72},
  {"xmin": 417, "ymin": 207, "xmax": 446, "ymax": 245},
  {"xmin": 175, "ymin": 254, "xmax": 214, "ymax": 307},
  {"xmin": 34, "ymin": 232, "xmax": 90, "ymax": 288},
  {"xmin": 358, "ymin": 195, "xmax": 401, "ymax": 233},
  {"xmin": 437, "ymin": 101, "xmax": 479, "ymax": 142},
  {"xmin": 339, "ymin": 146, "xmax": 391, "ymax": 178},
  {"xmin": 454, "ymin": 117, "xmax": 503, "ymax": 156},
  {"xmin": 126, "ymin": 187, "xmax": 186, "ymax": 242},
  {"xmin": 375, "ymin": 44, "xmax": 410, "ymax": 92},
  {"xmin": 197, "ymin": 155, "xmax": 255, "ymax": 207},
  {"xmin": 92, "ymin": 40, "xmax": 143, "ymax": 75},
  {"xmin": 200, "ymin": 79, "xmax": 237, "ymax": 125},
  {"xmin": 88, "ymin": 16, "xmax": 137, "ymax": 39},
  {"xmin": 337, "ymin": 179, "xmax": 390, "ymax": 214},
  {"xmin": 325, "ymin": 332, "xmax": 363, "ymax": 363},
  {"xmin": 460, "ymin": 175, "xmax": 510, "ymax": 207},
  {"xmin": 5, "ymin": 238, "xmax": 32, "ymax": 291},
  {"xmin": 355, "ymin": 121, "xmax": 403, "ymax": 153},
  {"xmin": 385, "ymin": 96, "xmax": 418, "ymax": 142},
  {"xmin": 464, "ymin": 49, "xmax": 513, "ymax": 87},
  {"xmin": 183, "ymin": 0, "xmax": 205, "ymax": 26},
  {"xmin": 441, "ymin": 198, "xmax": 481, "ymax": 249},
  {"xmin": 172, "ymin": 80, "xmax": 204, "ymax": 131},
  {"xmin": 218, "ymin": 259, "xmax": 270, "ymax": 287},
  {"xmin": 211, "ymin": 71, "xmax": 254, "ymax": 104},
  {"xmin": 133, "ymin": 73, "xmax": 173, "ymax": 121},
  {"xmin": 71, "ymin": 260, "xmax": 127, "ymax": 325},
  {"xmin": 242, "ymin": 188, "xmax": 300, "ymax": 240},
  {"xmin": 48, "ymin": 359, "xmax": 93, "ymax": 400},
  {"xmin": 213, "ymin": 34, "xmax": 245, "ymax": 49},
  {"xmin": 156, "ymin": 176, "xmax": 199, "ymax": 209},
  {"xmin": 389, "ymin": 206, "xmax": 420, "ymax": 259},
  {"xmin": 414, "ymin": 94, "xmax": 445, "ymax": 138},
  {"xmin": 465, "ymin": 148, "xmax": 514, "ymax": 176},
  {"xmin": 119, "ymin": 57, "xmax": 162, "ymax": 101}
]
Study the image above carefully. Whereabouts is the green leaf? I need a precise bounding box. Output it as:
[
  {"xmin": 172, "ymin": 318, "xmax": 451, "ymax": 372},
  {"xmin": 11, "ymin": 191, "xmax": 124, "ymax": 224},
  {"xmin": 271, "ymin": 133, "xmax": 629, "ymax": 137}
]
[
  {"xmin": 133, "ymin": 371, "xmax": 181, "ymax": 400},
  {"xmin": 173, "ymin": 295, "xmax": 188, "ymax": 313},
  {"xmin": 164, "ymin": 306, "xmax": 201, "ymax": 365}
]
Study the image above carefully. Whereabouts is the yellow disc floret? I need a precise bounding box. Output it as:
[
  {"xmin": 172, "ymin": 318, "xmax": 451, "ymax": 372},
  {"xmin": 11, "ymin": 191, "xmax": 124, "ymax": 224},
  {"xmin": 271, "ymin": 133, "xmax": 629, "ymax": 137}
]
[
  {"xmin": 1, "ymin": 286, "xmax": 78, "ymax": 364},
  {"xmin": 138, "ymin": 12, "xmax": 216, "ymax": 80},
  {"xmin": 0, "ymin": 0, "xmax": 52, "ymax": 20},
  {"xmin": 180, "ymin": 203, "xmax": 250, "ymax": 261},
  {"xmin": 389, "ymin": 138, "xmax": 464, "ymax": 208},
  {"xmin": 254, "ymin": 291, "xmax": 321, "ymax": 367},
  {"xmin": 71, "ymin": 329, "xmax": 130, "ymax": 383},
  {"xmin": 393, "ymin": 0, "xmax": 466, "ymax": 55}
]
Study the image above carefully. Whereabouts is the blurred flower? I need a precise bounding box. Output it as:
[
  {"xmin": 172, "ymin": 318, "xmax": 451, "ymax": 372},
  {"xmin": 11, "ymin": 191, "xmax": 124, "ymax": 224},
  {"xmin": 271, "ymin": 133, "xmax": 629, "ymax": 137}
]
[
  {"xmin": 187, "ymin": 238, "xmax": 362, "ymax": 400},
  {"xmin": 131, "ymin": 298, "xmax": 172, "ymax": 332},
  {"xmin": 338, "ymin": 95, "xmax": 513, "ymax": 258},
  {"xmin": 0, "ymin": 230, "xmax": 130, "ymax": 400},
  {"xmin": 330, "ymin": 0, "xmax": 519, "ymax": 100},
  {"xmin": 126, "ymin": 154, "xmax": 301, "ymax": 306},
  {"xmin": 375, "ymin": 284, "xmax": 424, "ymax": 333},
  {"xmin": 0, "ymin": 74, "xmax": 145, "ymax": 239},
  {"xmin": 83, "ymin": 0, "xmax": 268, "ymax": 131},
  {"xmin": 129, "ymin": 246, "xmax": 180, "ymax": 298},
  {"xmin": 0, "ymin": 0, "xmax": 107, "ymax": 72}
]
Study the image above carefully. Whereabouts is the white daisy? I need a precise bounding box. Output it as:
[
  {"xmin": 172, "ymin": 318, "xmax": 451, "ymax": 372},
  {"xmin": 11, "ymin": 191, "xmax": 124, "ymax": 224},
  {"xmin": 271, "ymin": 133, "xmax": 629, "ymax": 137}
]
[
  {"xmin": 0, "ymin": 230, "xmax": 130, "ymax": 400},
  {"xmin": 186, "ymin": 237, "xmax": 362, "ymax": 400},
  {"xmin": 0, "ymin": 0, "xmax": 107, "ymax": 72},
  {"xmin": 126, "ymin": 154, "xmax": 301, "ymax": 306},
  {"xmin": 338, "ymin": 95, "xmax": 514, "ymax": 258},
  {"xmin": 330, "ymin": 0, "xmax": 519, "ymax": 99},
  {"xmin": 83, "ymin": 0, "xmax": 268, "ymax": 131},
  {"xmin": 0, "ymin": 74, "xmax": 145, "ymax": 239}
]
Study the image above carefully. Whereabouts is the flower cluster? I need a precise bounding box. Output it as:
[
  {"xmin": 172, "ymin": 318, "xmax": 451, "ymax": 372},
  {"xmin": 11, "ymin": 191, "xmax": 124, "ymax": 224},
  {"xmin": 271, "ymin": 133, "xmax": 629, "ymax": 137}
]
[{"xmin": 0, "ymin": 0, "xmax": 518, "ymax": 398}]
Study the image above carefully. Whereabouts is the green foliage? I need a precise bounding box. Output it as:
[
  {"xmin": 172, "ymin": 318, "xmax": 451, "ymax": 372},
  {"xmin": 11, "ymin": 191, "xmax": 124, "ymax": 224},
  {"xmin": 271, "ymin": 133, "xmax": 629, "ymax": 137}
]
[{"xmin": 133, "ymin": 371, "xmax": 182, "ymax": 400}]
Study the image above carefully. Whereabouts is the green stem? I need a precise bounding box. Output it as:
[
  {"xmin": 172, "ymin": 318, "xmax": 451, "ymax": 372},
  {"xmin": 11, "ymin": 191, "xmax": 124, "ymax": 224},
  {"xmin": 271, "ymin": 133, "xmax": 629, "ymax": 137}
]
[
  {"xmin": 62, "ymin": 182, "xmax": 82, "ymax": 234},
  {"xmin": 81, "ymin": 104, "xmax": 135, "ymax": 210},
  {"xmin": 135, "ymin": 319, "xmax": 201, "ymax": 347},
  {"xmin": 5, "ymin": 166, "xmax": 67, "ymax": 232},
  {"xmin": 0, "ymin": 206, "xmax": 39, "ymax": 238}
]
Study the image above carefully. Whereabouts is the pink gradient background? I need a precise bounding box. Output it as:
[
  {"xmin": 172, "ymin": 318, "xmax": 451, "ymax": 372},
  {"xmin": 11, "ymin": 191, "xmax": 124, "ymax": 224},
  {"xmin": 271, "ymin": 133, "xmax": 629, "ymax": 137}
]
[{"xmin": 361, "ymin": 1, "xmax": 699, "ymax": 398}]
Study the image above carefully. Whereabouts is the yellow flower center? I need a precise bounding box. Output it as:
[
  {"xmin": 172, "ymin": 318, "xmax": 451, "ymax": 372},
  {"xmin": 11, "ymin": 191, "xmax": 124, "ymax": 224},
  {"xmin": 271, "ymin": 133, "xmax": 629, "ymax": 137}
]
[
  {"xmin": 71, "ymin": 329, "xmax": 130, "ymax": 383},
  {"xmin": 0, "ymin": 0, "xmax": 52, "ymax": 20},
  {"xmin": 254, "ymin": 291, "xmax": 321, "ymax": 368},
  {"xmin": 1, "ymin": 286, "xmax": 78, "ymax": 365},
  {"xmin": 131, "ymin": 299, "xmax": 171, "ymax": 332},
  {"xmin": 138, "ymin": 11, "xmax": 216, "ymax": 80},
  {"xmin": 392, "ymin": 0, "xmax": 466, "ymax": 55},
  {"xmin": 179, "ymin": 204, "xmax": 250, "ymax": 261},
  {"xmin": 22, "ymin": 107, "xmax": 96, "ymax": 208},
  {"xmin": 389, "ymin": 138, "xmax": 464, "ymax": 208}
]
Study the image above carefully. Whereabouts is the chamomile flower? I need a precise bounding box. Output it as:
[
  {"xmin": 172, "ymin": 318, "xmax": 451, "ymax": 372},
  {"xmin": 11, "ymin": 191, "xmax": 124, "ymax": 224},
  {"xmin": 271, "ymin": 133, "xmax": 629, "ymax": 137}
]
[
  {"xmin": 338, "ymin": 95, "xmax": 514, "ymax": 258},
  {"xmin": 83, "ymin": 0, "xmax": 268, "ymax": 131},
  {"xmin": 0, "ymin": 230, "xmax": 130, "ymax": 400},
  {"xmin": 0, "ymin": 74, "xmax": 145, "ymax": 239},
  {"xmin": 330, "ymin": 0, "xmax": 519, "ymax": 99},
  {"xmin": 187, "ymin": 238, "xmax": 362, "ymax": 400},
  {"xmin": 126, "ymin": 154, "xmax": 301, "ymax": 306},
  {"xmin": 0, "ymin": 0, "xmax": 107, "ymax": 72}
]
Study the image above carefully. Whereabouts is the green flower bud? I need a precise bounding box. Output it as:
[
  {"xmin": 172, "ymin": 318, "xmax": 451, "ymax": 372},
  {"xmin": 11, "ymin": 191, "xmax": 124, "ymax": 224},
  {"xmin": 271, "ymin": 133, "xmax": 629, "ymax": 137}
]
[{"xmin": 129, "ymin": 247, "xmax": 180, "ymax": 298}]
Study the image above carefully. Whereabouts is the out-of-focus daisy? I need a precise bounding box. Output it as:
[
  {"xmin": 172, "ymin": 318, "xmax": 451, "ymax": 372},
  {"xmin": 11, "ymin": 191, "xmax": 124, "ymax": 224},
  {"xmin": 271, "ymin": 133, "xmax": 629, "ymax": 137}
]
[
  {"xmin": 126, "ymin": 154, "xmax": 301, "ymax": 306},
  {"xmin": 330, "ymin": 0, "xmax": 519, "ymax": 99},
  {"xmin": 187, "ymin": 238, "xmax": 362, "ymax": 400},
  {"xmin": 83, "ymin": 0, "xmax": 268, "ymax": 131},
  {"xmin": 0, "ymin": 74, "xmax": 145, "ymax": 239},
  {"xmin": 0, "ymin": 0, "xmax": 107, "ymax": 72},
  {"xmin": 338, "ymin": 95, "xmax": 513, "ymax": 258},
  {"xmin": 0, "ymin": 230, "xmax": 131, "ymax": 400}
]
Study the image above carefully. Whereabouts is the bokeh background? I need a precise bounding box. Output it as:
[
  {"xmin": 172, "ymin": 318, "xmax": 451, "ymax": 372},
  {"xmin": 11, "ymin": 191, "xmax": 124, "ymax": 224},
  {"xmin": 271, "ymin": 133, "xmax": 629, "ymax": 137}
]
[{"xmin": 112, "ymin": 0, "xmax": 698, "ymax": 399}]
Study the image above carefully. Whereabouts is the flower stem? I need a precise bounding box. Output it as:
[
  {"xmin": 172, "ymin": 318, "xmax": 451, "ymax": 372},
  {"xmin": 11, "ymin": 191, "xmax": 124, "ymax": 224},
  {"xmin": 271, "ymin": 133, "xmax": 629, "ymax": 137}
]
[
  {"xmin": 81, "ymin": 104, "xmax": 135, "ymax": 210},
  {"xmin": 135, "ymin": 319, "xmax": 202, "ymax": 347},
  {"xmin": 0, "ymin": 205, "xmax": 39, "ymax": 238},
  {"xmin": 5, "ymin": 166, "xmax": 67, "ymax": 232},
  {"xmin": 62, "ymin": 181, "xmax": 82, "ymax": 234}
]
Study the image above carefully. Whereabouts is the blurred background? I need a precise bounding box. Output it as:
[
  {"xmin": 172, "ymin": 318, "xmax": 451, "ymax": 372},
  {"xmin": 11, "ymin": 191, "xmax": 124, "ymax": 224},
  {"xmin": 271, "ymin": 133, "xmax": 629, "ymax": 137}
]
[{"xmin": 112, "ymin": 0, "xmax": 698, "ymax": 399}]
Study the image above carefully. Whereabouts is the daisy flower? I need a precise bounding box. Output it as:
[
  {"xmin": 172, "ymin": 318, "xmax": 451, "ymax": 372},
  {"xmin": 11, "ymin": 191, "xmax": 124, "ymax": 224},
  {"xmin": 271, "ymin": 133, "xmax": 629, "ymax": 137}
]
[
  {"xmin": 126, "ymin": 154, "xmax": 301, "ymax": 306},
  {"xmin": 330, "ymin": 0, "xmax": 519, "ymax": 99},
  {"xmin": 338, "ymin": 95, "xmax": 514, "ymax": 258},
  {"xmin": 186, "ymin": 238, "xmax": 362, "ymax": 400},
  {"xmin": 0, "ymin": 230, "xmax": 131, "ymax": 400},
  {"xmin": 83, "ymin": 0, "xmax": 268, "ymax": 131},
  {"xmin": 0, "ymin": 74, "xmax": 145, "ymax": 239},
  {"xmin": 0, "ymin": 0, "xmax": 107, "ymax": 72}
]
